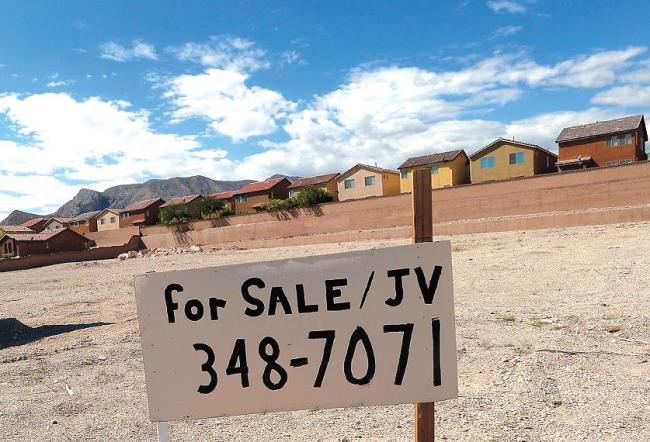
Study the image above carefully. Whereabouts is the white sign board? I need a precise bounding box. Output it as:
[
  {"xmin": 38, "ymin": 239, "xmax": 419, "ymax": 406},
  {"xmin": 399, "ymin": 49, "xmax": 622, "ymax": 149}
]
[{"xmin": 135, "ymin": 242, "xmax": 458, "ymax": 422}]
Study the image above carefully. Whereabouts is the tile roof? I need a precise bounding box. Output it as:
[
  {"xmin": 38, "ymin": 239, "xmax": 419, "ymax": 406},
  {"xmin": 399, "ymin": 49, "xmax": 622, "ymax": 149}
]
[
  {"xmin": 44, "ymin": 217, "xmax": 73, "ymax": 225},
  {"xmin": 337, "ymin": 163, "xmax": 400, "ymax": 182},
  {"xmin": 0, "ymin": 225, "xmax": 33, "ymax": 233},
  {"xmin": 160, "ymin": 195, "xmax": 202, "ymax": 207},
  {"xmin": 470, "ymin": 138, "xmax": 557, "ymax": 160},
  {"xmin": 125, "ymin": 198, "xmax": 164, "ymax": 212},
  {"xmin": 288, "ymin": 173, "xmax": 340, "ymax": 189},
  {"xmin": 234, "ymin": 177, "xmax": 288, "ymax": 195},
  {"xmin": 21, "ymin": 217, "xmax": 46, "ymax": 228},
  {"xmin": 70, "ymin": 211, "xmax": 101, "ymax": 222},
  {"xmin": 398, "ymin": 150, "xmax": 465, "ymax": 169},
  {"xmin": 3, "ymin": 228, "xmax": 69, "ymax": 242},
  {"xmin": 97, "ymin": 208, "xmax": 126, "ymax": 217},
  {"xmin": 210, "ymin": 190, "xmax": 236, "ymax": 200},
  {"xmin": 555, "ymin": 115, "xmax": 646, "ymax": 143}
]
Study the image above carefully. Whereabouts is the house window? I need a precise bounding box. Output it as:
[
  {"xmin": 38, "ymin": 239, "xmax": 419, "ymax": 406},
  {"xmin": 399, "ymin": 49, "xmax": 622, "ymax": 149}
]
[
  {"xmin": 236, "ymin": 195, "xmax": 248, "ymax": 203},
  {"xmin": 344, "ymin": 179, "xmax": 355, "ymax": 189},
  {"xmin": 606, "ymin": 132, "xmax": 633, "ymax": 147},
  {"xmin": 480, "ymin": 156, "xmax": 495, "ymax": 169},
  {"xmin": 364, "ymin": 176, "xmax": 376, "ymax": 186},
  {"xmin": 431, "ymin": 166, "xmax": 439, "ymax": 175},
  {"xmin": 509, "ymin": 151, "xmax": 525, "ymax": 165},
  {"xmin": 121, "ymin": 212, "xmax": 130, "ymax": 220},
  {"xmin": 400, "ymin": 170, "xmax": 408, "ymax": 179},
  {"xmin": 100, "ymin": 218, "xmax": 106, "ymax": 225},
  {"xmin": 110, "ymin": 216, "xmax": 116, "ymax": 224},
  {"xmin": 288, "ymin": 189, "xmax": 298, "ymax": 198},
  {"xmin": 74, "ymin": 221, "xmax": 80, "ymax": 227}
]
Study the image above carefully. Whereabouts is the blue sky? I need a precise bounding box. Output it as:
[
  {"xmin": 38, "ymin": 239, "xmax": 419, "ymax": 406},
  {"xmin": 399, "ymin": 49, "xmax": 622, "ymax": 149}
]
[{"xmin": 1, "ymin": 0, "xmax": 650, "ymax": 220}]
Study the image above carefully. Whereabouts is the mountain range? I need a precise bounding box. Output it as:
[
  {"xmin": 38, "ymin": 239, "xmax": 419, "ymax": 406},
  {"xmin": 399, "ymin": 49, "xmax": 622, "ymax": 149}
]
[{"xmin": 1, "ymin": 174, "xmax": 300, "ymax": 226}]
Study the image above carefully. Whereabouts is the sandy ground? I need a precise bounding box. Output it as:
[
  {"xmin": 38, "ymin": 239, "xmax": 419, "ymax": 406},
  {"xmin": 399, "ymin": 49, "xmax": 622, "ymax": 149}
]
[{"xmin": 1, "ymin": 222, "xmax": 649, "ymax": 441}]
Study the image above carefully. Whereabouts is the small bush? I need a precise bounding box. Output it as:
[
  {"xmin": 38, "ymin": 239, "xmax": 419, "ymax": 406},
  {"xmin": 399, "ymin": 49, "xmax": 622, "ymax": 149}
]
[
  {"xmin": 500, "ymin": 313, "xmax": 516, "ymax": 322},
  {"xmin": 160, "ymin": 204, "xmax": 192, "ymax": 225},
  {"xmin": 219, "ymin": 207, "xmax": 235, "ymax": 217},
  {"xmin": 261, "ymin": 198, "xmax": 298, "ymax": 211}
]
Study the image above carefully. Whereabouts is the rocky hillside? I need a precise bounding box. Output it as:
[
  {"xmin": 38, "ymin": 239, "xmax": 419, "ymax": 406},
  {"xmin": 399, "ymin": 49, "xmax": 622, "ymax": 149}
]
[
  {"xmin": 1, "ymin": 174, "xmax": 304, "ymax": 224},
  {"xmin": 52, "ymin": 175, "xmax": 255, "ymax": 217},
  {"xmin": 0, "ymin": 210, "xmax": 44, "ymax": 226}
]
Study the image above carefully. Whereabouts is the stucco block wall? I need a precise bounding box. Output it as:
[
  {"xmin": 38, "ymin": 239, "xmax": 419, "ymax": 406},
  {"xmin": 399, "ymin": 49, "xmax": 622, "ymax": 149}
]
[{"xmin": 141, "ymin": 161, "xmax": 650, "ymax": 250}]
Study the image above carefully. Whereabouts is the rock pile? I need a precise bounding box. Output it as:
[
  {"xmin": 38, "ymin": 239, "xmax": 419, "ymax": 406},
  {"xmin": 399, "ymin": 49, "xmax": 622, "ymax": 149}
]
[{"xmin": 118, "ymin": 245, "xmax": 203, "ymax": 260}]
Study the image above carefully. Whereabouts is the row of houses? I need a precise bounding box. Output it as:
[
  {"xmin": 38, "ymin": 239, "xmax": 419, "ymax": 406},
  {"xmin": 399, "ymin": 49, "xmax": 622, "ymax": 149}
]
[{"xmin": 2, "ymin": 114, "xmax": 647, "ymax": 256}]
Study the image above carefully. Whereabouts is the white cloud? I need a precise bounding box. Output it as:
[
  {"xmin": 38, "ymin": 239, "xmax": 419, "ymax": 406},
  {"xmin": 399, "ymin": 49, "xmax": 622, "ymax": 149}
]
[
  {"xmin": 487, "ymin": 0, "xmax": 527, "ymax": 13},
  {"xmin": 100, "ymin": 40, "xmax": 158, "ymax": 62},
  {"xmin": 164, "ymin": 68, "xmax": 296, "ymax": 141},
  {"xmin": 280, "ymin": 50, "xmax": 306, "ymax": 66},
  {"xmin": 46, "ymin": 80, "xmax": 74, "ymax": 88},
  {"xmin": 167, "ymin": 36, "xmax": 269, "ymax": 72},
  {"xmin": 0, "ymin": 92, "xmax": 235, "ymax": 215},
  {"xmin": 492, "ymin": 25, "xmax": 523, "ymax": 38},
  {"xmin": 592, "ymin": 85, "xmax": 650, "ymax": 107}
]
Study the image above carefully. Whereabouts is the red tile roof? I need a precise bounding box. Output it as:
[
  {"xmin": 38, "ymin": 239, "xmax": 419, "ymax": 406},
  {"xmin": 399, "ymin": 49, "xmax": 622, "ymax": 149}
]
[
  {"xmin": 233, "ymin": 177, "xmax": 288, "ymax": 195},
  {"xmin": 0, "ymin": 225, "xmax": 33, "ymax": 233},
  {"xmin": 3, "ymin": 228, "xmax": 73, "ymax": 242},
  {"xmin": 70, "ymin": 211, "xmax": 102, "ymax": 222},
  {"xmin": 288, "ymin": 173, "xmax": 340, "ymax": 189},
  {"xmin": 160, "ymin": 195, "xmax": 202, "ymax": 207},
  {"xmin": 125, "ymin": 198, "xmax": 164, "ymax": 212},
  {"xmin": 21, "ymin": 217, "xmax": 46, "ymax": 228},
  {"xmin": 210, "ymin": 190, "xmax": 236, "ymax": 200}
]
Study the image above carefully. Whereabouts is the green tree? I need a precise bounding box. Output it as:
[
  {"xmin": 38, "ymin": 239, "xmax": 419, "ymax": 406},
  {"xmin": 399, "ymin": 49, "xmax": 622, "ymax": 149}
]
[
  {"xmin": 196, "ymin": 197, "xmax": 226, "ymax": 218},
  {"xmin": 160, "ymin": 204, "xmax": 192, "ymax": 225},
  {"xmin": 292, "ymin": 185, "xmax": 334, "ymax": 207}
]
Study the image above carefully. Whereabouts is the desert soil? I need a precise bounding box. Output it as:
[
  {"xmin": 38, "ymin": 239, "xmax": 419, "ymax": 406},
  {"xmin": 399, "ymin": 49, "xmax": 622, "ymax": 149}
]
[{"xmin": 1, "ymin": 222, "xmax": 649, "ymax": 441}]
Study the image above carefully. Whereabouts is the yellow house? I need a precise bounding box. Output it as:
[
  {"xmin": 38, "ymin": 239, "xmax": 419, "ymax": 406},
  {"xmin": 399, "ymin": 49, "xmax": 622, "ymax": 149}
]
[
  {"xmin": 469, "ymin": 138, "xmax": 558, "ymax": 184},
  {"xmin": 398, "ymin": 149, "xmax": 470, "ymax": 193},
  {"xmin": 336, "ymin": 164, "xmax": 401, "ymax": 201}
]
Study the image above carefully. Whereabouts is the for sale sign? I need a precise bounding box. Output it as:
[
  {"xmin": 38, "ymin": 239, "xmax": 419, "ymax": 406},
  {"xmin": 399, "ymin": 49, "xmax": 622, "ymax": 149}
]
[{"xmin": 134, "ymin": 242, "xmax": 458, "ymax": 422}]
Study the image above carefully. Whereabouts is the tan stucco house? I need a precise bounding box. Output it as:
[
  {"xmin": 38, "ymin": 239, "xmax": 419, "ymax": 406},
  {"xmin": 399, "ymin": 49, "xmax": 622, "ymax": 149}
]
[
  {"xmin": 398, "ymin": 149, "xmax": 469, "ymax": 193},
  {"xmin": 336, "ymin": 164, "xmax": 400, "ymax": 201},
  {"xmin": 470, "ymin": 138, "xmax": 558, "ymax": 184},
  {"xmin": 96, "ymin": 208, "xmax": 124, "ymax": 231},
  {"xmin": 287, "ymin": 173, "xmax": 340, "ymax": 200}
]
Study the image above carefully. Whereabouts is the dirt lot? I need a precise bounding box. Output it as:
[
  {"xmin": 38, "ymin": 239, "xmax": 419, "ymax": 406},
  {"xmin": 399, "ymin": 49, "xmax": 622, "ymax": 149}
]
[{"xmin": 1, "ymin": 222, "xmax": 649, "ymax": 441}]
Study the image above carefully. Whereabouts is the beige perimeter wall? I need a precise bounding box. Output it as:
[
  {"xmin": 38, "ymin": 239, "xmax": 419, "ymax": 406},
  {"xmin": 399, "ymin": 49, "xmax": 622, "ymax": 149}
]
[{"xmin": 140, "ymin": 161, "xmax": 650, "ymax": 250}]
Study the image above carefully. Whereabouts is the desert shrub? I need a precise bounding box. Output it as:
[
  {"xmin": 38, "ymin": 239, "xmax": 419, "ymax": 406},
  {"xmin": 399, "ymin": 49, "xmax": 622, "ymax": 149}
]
[
  {"xmin": 261, "ymin": 186, "xmax": 333, "ymax": 212},
  {"xmin": 219, "ymin": 207, "xmax": 235, "ymax": 217},
  {"xmin": 261, "ymin": 198, "xmax": 297, "ymax": 212},
  {"xmin": 292, "ymin": 185, "xmax": 333, "ymax": 207},
  {"xmin": 197, "ymin": 197, "xmax": 225, "ymax": 218},
  {"xmin": 160, "ymin": 204, "xmax": 192, "ymax": 225}
]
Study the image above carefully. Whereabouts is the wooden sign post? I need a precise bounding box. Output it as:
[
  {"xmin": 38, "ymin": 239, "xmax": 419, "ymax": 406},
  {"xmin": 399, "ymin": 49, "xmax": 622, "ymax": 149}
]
[{"xmin": 412, "ymin": 167, "xmax": 435, "ymax": 441}]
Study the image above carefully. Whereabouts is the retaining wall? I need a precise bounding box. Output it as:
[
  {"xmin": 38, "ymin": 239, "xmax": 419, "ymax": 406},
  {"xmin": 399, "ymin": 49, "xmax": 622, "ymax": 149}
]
[{"xmin": 140, "ymin": 161, "xmax": 650, "ymax": 249}]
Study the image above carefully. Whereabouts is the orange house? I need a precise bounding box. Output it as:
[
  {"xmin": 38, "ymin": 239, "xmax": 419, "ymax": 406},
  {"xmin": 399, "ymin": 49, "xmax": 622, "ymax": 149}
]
[
  {"xmin": 556, "ymin": 115, "xmax": 648, "ymax": 170},
  {"xmin": 69, "ymin": 211, "xmax": 101, "ymax": 234}
]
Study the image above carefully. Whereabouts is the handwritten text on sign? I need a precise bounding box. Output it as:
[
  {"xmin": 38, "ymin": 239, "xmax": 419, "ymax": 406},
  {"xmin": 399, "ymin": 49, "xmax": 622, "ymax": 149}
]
[{"xmin": 134, "ymin": 242, "xmax": 458, "ymax": 421}]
